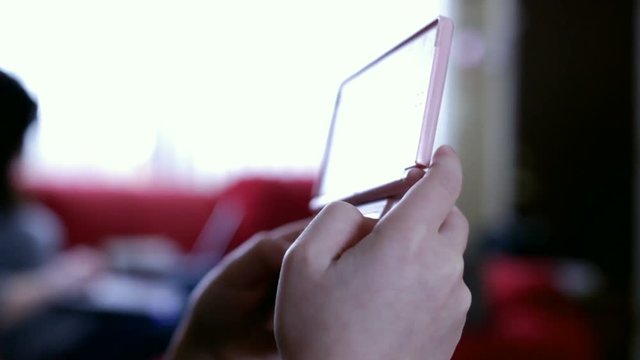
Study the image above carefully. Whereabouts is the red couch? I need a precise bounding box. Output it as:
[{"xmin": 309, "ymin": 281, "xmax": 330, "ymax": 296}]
[
  {"xmin": 454, "ymin": 257, "xmax": 598, "ymax": 360},
  {"xmin": 22, "ymin": 178, "xmax": 313, "ymax": 253}
]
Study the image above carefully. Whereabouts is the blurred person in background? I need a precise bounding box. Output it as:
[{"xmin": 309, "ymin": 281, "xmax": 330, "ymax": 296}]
[{"xmin": 0, "ymin": 70, "xmax": 104, "ymax": 359}]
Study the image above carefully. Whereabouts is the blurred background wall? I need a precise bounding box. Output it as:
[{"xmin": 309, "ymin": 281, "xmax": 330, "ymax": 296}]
[
  {"xmin": 442, "ymin": 0, "xmax": 518, "ymax": 241},
  {"xmin": 447, "ymin": 0, "xmax": 634, "ymax": 358},
  {"xmin": 515, "ymin": 2, "xmax": 633, "ymax": 358}
]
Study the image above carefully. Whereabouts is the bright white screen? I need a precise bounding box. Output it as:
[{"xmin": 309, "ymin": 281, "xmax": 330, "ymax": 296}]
[{"xmin": 319, "ymin": 27, "xmax": 437, "ymax": 201}]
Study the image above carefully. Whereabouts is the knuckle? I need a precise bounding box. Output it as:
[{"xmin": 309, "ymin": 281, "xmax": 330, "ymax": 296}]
[
  {"xmin": 249, "ymin": 230, "xmax": 271, "ymax": 244},
  {"xmin": 445, "ymin": 255, "xmax": 465, "ymax": 281},
  {"xmin": 281, "ymin": 247, "xmax": 298, "ymax": 273},
  {"xmin": 433, "ymin": 253, "xmax": 465, "ymax": 287},
  {"xmin": 369, "ymin": 225, "xmax": 401, "ymax": 245},
  {"xmin": 255, "ymin": 232, "xmax": 273, "ymax": 246},
  {"xmin": 445, "ymin": 209, "xmax": 469, "ymax": 251},
  {"xmin": 454, "ymin": 209, "xmax": 469, "ymax": 233},
  {"xmin": 459, "ymin": 284, "xmax": 472, "ymax": 312},
  {"xmin": 323, "ymin": 201, "xmax": 361, "ymax": 220},
  {"xmin": 253, "ymin": 233, "xmax": 277, "ymax": 253},
  {"xmin": 280, "ymin": 254, "xmax": 294, "ymax": 275},
  {"xmin": 431, "ymin": 166, "xmax": 462, "ymax": 201},
  {"xmin": 233, "ymin": 230, "xmax": 273, "ymax": 257},
  {"xmin": 283, "ymin": 243, "xmax": 313, "ymax": 269}
]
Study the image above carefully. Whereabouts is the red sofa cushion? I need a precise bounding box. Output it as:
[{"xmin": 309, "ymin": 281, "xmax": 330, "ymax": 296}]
[
  {"xmin": 21, "ymin": 177, "xmax": 315, "ymax": 253},
  {"xmin": 23, "ymin": 183, "xmax": 219, "ymax": 251},
  {"xmin": 214, "ymin": 177, "xmax": 314, "ymax": 252},
  {"xmin": 453, "ymin": 257, "xmax": 598, "ymax": 360}
]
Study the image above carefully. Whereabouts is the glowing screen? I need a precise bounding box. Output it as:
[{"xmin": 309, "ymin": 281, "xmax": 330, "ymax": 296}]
[{"xmin": 318, "ymin": 26, "xmax": 438, "ymax": 203}]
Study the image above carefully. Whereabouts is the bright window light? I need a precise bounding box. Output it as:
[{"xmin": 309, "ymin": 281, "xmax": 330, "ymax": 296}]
[{"xmin": 0, "ymin": 0, "xmax": 443, "ymax": 186}]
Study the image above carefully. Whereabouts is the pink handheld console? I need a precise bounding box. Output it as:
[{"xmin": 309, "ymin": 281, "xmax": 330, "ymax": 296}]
[{"xmin": 311, "ymin": 16, "xmax": 454, "ymax": 217}]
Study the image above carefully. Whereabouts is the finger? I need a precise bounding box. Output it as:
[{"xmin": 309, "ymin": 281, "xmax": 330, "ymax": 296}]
[
  {"xmin": 267, "ymin": 217, "xmax": 313, "ymax": 244},
  {"xmin": 215, "ymin": 217, "xmax": 313, "ymax": 287},
  {"xmin": 229, "ymin": 218, "xmax": 310, "ymax": 270},
  {"xmin": 438, "ymin": 207, "xmax": 469, "ymax": 253},
  {"xmin": 256, "ymin": 218, "xmax": 314, "ymax": 270},
  {"xmin": 376, "ymin": 145, "xmax": 463, "ymax": 241},
  {"xmin": 288, "ymin": 201, "xmax": 373, "ymax": 272},
  {"xmin": 219, "ymin": 236, "xmax": 290, "ymax": 287}
]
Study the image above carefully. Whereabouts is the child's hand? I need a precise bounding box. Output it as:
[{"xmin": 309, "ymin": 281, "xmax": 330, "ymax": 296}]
[
  {"xmin": 275, "ymin": 146, "xmax": 470, "ymax": 360},
  {"xmin": 168, "ymin": 219, "xmax": 309, "ymax": 360}
]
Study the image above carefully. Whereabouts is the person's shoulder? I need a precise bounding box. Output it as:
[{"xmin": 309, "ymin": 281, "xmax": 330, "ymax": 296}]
[
  {"xmin": 15, "ymin": 202, "xmax": 61, "ymax": 225},
  {"xmin": 0, "ymin": 202, "xmax": 66, "ymax": 269},
  {"xmin": 14, "ymin": 202, "xmax": 65, "ymax": 245}
]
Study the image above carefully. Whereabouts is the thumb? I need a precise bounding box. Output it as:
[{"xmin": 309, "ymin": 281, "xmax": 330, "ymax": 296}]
[
  {"xmin": 219, "ymin": 218, "xmax": 310, "ymax": 286},
  {"xmin": 288, "ymin": 202, "xmax": 375, "ymax": 272},
  {"xmin": 218, "ymin": 236, "xmax": 289, "ymax": 287}
]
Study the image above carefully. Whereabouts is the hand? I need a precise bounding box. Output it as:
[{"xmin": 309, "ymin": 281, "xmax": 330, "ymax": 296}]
[
  {"xmin": 275, "ymin": 146, "xmax": 470, "ymax": 360},
  {"xmin": 168, "ymin": 219, "xmax": 309, "ymax": 360},
  {"xmin": 42, "ymin": 246, "xmax": 106, "ymax": 297},
  {"xmin": 0, "ymin": 246, "xmax": 105, "ymax": 329}
]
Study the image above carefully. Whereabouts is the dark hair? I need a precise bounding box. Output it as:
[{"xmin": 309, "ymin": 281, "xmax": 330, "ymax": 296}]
[
  {"xmin": 0, "ymin": 70, "xmax": 37, "ymax": 164},
  {"xmin": 0, "ymin": 70, "xmax": 38, "ymax": 209}
]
